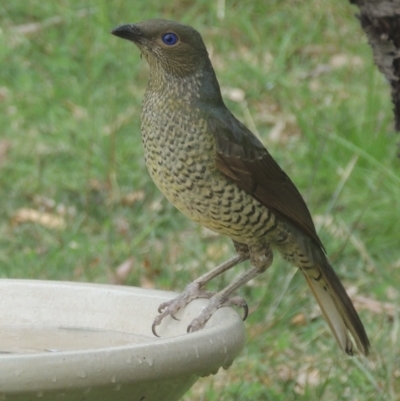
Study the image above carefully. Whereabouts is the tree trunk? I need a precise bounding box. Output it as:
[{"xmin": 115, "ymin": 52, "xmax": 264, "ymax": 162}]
[{"xmin": 350, "ymin": 0, "xmax": 400, "ymax": 131}]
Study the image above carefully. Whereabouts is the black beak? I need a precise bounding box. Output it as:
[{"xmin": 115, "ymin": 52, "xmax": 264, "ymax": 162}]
[{"xmin": 111, "ymin": 24, "xmax": 143, "ymax": 42}]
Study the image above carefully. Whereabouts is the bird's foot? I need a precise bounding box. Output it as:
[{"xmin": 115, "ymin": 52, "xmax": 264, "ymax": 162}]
[
  {"xmin": 152, "ymin": 282, "xmax": 248, "ymax": 336},
  {"xmin": 152, "ymin": 282, "xmax": 209, "ymax": 336},
  {"xmin": 187, "ymin": 295, "xmax": 248, "ymax": 332}
]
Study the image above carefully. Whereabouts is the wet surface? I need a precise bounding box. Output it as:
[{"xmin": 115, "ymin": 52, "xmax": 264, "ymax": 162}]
[{"xmin": 0, "ymin": 325, "xmax": 157, "ymax": 354}]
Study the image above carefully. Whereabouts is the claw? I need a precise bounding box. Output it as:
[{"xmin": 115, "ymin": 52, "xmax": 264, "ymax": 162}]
[
  {"xmin": 242, "ymin": 302, "xmax": 249, "ymax": 321},
  {"xmin": 169, "ymin": 310, "xmax": 180, "ymax": 321},
  {"xmin": 151, "ymin": 282, "xmax": 250, "ymax": 337},
  {"xmin": 186, "ymin": 295, "xmax": 249, "ymax": 333},
  {"xmin": 220, "ymin": 295, "xmax": 248, "ymax": 320},
  {"xmin": 187, "ymin": 317, "xmax": 205, "ymax": 333},
  {"xmin": 151, "ymin": 255, "xmax": 251, "ymax": 336},
  {"xmin": 152, "ymin": 321, "xmax": 160, "ymax": 337},
  {"xmin": 152, "ymin": 308, "xmax": 174, "ymax": 336}
]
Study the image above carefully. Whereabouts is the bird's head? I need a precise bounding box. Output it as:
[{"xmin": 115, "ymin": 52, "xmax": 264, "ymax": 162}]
[{"xmin": 111, "ymin": 19, "xmax": 210, "ymax": 78}]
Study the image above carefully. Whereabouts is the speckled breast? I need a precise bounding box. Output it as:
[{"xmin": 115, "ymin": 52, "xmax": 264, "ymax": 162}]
[{"xmin": 140, "ymin": 93, "xmax": 278, "ymax": 244}]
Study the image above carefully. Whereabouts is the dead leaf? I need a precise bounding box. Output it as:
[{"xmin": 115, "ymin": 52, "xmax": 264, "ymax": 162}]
[
  {"xmin": 12, "ymin": 208, "xmax": 66, "ymax": 229},
  {"xmin": 330, "ymin": 54, "xmax": 363, "ymax": 69},
  {"xmin": 291, "ymin": 313, "xmax": 307, "ymax": 326},
  {"xmin": 295, "ymin": 368, "xmax": 321, "ymax": 394},
  {"xmin": 221, "ymin": 87, "xmax": 245, "ymax": 102},
  {"xmin": 140, "ymin": 275, "xmax": 155, "ymax": 289},
  {"xmin": 120, "ymin": 190, "xmax": 145, "ymax": 206},
  {"xmin": 112, "ymin": 258, "xmax": 134, "ymax": 285}
]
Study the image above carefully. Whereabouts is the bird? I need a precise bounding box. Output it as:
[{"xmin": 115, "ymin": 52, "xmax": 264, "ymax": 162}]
[{"xmin": 111, "ymin": 19, "xmax": 370, "ymax": 356}]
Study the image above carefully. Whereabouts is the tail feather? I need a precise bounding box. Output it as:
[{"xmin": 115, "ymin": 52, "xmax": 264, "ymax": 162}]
[{"xmin": 302, "ymin": 257, "xmax": 370, "ymax": 356}]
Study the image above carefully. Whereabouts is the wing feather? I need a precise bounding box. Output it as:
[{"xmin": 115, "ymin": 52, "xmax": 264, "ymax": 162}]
[{"xmin": 208, "ymin": 110, "xmax": 325, "ymax": 251}]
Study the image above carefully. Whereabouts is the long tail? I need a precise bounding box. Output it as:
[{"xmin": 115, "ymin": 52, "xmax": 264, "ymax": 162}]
[{"xmin": 301, "ymin": 253, "xmax": 370, "ymax": 356}]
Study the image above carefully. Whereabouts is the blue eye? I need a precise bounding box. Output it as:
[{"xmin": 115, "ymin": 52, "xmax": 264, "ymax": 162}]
[{"xmin": 162, "ymin": 32, "xmax": 178, "ymax": 45}]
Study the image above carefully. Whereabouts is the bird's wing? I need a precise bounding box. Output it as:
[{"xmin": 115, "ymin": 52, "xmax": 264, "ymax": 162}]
[{"xmin": 208, "ymin": 110, "xmax": 324, "ymax": 251}]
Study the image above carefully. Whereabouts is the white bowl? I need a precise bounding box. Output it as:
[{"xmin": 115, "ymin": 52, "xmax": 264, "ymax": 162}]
[{"xmin": 0, "ymin": 279, "xmax": 245, "ymax": 401}]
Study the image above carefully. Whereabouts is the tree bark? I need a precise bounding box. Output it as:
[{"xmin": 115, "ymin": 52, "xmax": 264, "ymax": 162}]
[{"xmin": 350, "ymin": 0, "xmax": 400, "ymax": 131}]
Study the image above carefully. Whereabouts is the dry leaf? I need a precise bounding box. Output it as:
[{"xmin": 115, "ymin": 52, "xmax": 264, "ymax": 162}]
[
  {"xmin": 291, "ymin": 313, "xmax": 307, "ymax": 326},
  {"xmin": 114, "ymin": 258, "xmax": 134, "ymax": 285},
  {"xmin": 140, "ymin": 275, "xmax": 155, "ymax": 289},
  {"xmin": 330, "ymin": 54, "xmax": 363, "ymax": 69},
  {"xmin": 12, "ymin": 208, "xmax": 66, "ymax": 229},
  {"xmin": 121, "ymin": 190, "xmax": 145, "ymax": 206},
  {"xmin": 221, "ymin": 87, "xmax": 245, "ymax": 102},
  {"xmin": 295, "ymin": 368, "xmax": 321, "ymax": 394}
]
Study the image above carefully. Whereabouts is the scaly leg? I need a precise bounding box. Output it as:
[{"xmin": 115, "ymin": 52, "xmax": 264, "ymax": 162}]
[
  {"xmin": 152, "ymin": 242, "xmax": 273, "ymax": 336},
  {"xmin": 187, "ymin": 243, "xmax": 273, "ymax": 332},
  {"xmin": 152, "ymin": 253, "xmax": 248, "ymax": 336}
]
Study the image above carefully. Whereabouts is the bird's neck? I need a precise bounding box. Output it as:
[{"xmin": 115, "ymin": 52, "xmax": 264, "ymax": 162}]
[{"xmin": 147, "ymin": 61, "xmax": 224, "ymax": 109}]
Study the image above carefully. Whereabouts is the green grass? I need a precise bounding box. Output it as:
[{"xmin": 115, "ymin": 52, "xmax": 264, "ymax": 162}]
[{"xmin": 1, "ymin": 1, "xmax": 399, "ymax": 400}]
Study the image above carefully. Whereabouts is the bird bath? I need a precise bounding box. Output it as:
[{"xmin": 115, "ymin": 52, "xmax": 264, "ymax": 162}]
[{"xmin": 0, "ymin": 279, "xmax": 245, "ymax": 401}]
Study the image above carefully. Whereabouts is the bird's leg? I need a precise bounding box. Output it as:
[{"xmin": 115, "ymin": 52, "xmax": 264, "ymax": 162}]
[
  {"xmin": 152, "ymin": 253, "xmax": 248, "ymax": 336},
  {"xmin": 187, "ymin": 243, "xmax": 273, "ymax": 332}
]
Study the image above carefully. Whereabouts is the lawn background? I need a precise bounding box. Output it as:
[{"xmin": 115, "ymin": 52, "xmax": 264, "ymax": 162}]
[{"xmin": 0, "ymin": 1, "xmax": 399, "ymax": 400}]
